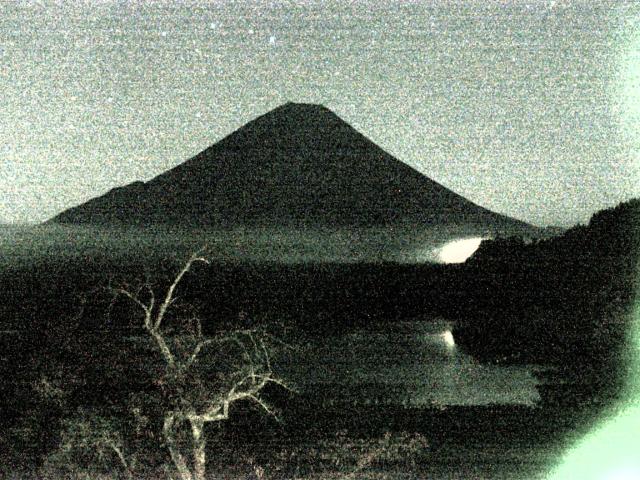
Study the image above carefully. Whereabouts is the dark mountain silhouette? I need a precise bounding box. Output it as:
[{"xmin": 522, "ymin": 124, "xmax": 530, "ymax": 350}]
[{"xmin": 49, "ymin": 102, "xmax": 534, "ymax": 232}]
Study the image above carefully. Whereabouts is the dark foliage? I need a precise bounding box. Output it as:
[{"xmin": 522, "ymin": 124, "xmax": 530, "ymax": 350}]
[{"xmin": 453, "ymin": 199, "xmax": 640, "ymax": 404}]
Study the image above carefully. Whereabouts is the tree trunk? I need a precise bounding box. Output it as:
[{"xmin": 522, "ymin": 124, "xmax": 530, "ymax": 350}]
[
  {"xmin": 163, "ymin": 412, "xmax": 193, "ymax": 480},
  {"xmin": 190, "ymin": 417, "xmax": 207, "ymax": 480}
]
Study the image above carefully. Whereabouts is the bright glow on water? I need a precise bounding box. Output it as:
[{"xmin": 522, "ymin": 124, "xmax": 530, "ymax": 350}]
[
  {"xmin": 619, "ymin": 17, "xmax": 640, "ymax": 181},
  {"xmin": 441, "ymin": 330, "xmax": 456, "ymax": 348},
  {"xmin": 1, "ymin": 224, "xmax": 491, "ymax": 266},
  {"xmin": 437, "ymin": 237, "xmax": 484, "ymax": 264}
]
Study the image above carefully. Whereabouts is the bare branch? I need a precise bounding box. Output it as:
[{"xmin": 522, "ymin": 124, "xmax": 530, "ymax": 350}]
[
  {"xmin": 262, "ymin": 375, "xmax": 296, "ymax": 393},
  {"xmin": 106, "ymin": 440, "xmax": 134, "ymax": 480},
  {"xmin": 145, "ymin": 282, "xmax": 156, "ymax": 316},
  {"xmin": 260, "ymin": 338, "xmax": 272, "ymax": 373},
  {"xmin": 184, "ymin": 339, "xmax": 215, "ymax": 369},
  {"xmin": 263, "ymin": 331, "xmax": 297, "ymax": 352},
  {"xmin": 195, "ymin": 314, "xmax": 202, "ymax": 338},
  {"xmin": 155, "ymin": 248, "xmax": 209, "ymax": 331},
  {"xmin": 194, "ymin": 407, "xmax": 226, "ymax": 423},
  {"xmin": 111, "ymin": 287, "xmax": 151, "ymax": 316},
  {"xmin": 248, "ymin": 394, "xmax": 278, "ymax": 419}
]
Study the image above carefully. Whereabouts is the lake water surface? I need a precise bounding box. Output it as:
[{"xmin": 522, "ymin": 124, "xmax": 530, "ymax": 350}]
[
  {"xmin": 278, "ymin": 320, "xmax": 541, "ymax": 407},
  {"xmin": 1, "ymin": 225, "xmax": 541, "ymax": 407},
  {"xmin": 0, "ymin": 223, "xmax": 487, "ymax": 266}
]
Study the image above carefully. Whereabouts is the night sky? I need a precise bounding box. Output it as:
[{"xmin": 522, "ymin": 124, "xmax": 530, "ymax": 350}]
[{"xmin": 1, "ymin": 0, "xmax": 639, "ymax": 226}]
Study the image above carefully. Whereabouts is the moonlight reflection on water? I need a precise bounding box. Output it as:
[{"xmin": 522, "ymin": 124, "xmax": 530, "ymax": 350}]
[
  {"xmin": 441, "ymin": 330, "xmax": 456, "ymax": 348},
  {"xmin": 437, "ymin": 237, "xmax": 484, "ymax": 264}
]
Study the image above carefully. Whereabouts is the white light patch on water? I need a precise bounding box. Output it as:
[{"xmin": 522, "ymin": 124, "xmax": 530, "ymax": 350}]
[
  {"xmin": 441, "ymin": 330, "xmax": 456, "ymax": 348},
  {"xmin": 437, "ymin": 237, "xmax": 484, "ymax": 264}
]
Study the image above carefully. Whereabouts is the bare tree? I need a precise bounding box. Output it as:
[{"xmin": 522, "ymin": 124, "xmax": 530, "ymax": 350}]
[{"xmin": 111, "ymin": 249, "xmax": 289, "ymax": 480}]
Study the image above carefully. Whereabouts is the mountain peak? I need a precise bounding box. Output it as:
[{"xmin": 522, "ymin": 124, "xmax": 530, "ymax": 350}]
[
  {"xmin": 257, "ymin": 102, "xmax": 338, "ymax": 125},
  {"xmin": 207, "ymin": 101, "xmax": 360, "ymax": 154},
  {"xmin": 49, "ymin": 105, "xmax": 534, "ymax": 233},
  {"xmin": 277, "ymin": 101, "xmax": 329, "ymax": 111}
]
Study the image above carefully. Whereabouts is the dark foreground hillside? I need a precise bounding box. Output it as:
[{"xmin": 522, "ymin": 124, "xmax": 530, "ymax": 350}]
[
  {"xmin": 0, "ymin": 201, "xmax": 637, "ymax": 478},
  {"xmin": 0, "ymin": 320, "xmax": 597, "ymax": 480}
]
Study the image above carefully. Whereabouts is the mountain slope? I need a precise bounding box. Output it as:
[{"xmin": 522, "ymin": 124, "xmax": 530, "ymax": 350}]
[{"xmin": 49, "ymin": 102, "xmax": 534, "ymax": 232}]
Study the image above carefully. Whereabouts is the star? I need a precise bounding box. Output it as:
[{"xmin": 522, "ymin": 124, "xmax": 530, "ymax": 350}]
[{"xmin": 269, "ymin": 35, "xmax": 276, "ymax": 45}]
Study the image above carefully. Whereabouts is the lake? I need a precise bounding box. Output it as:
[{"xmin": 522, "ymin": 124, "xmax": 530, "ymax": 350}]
[
  {"xmin": 0, "ymin": 223, "xmax": 488, "ymax": 267},
  {"xmin": 0, "ymin": 224, "xmax": 541, "ymax": 408},
  {"xmin": 277, "ymin": 320, "xmax": 541, "ymax": 407},
  {"xmin": 0, "ymin": 320, "xmax": 540, "ymax": 409}
]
